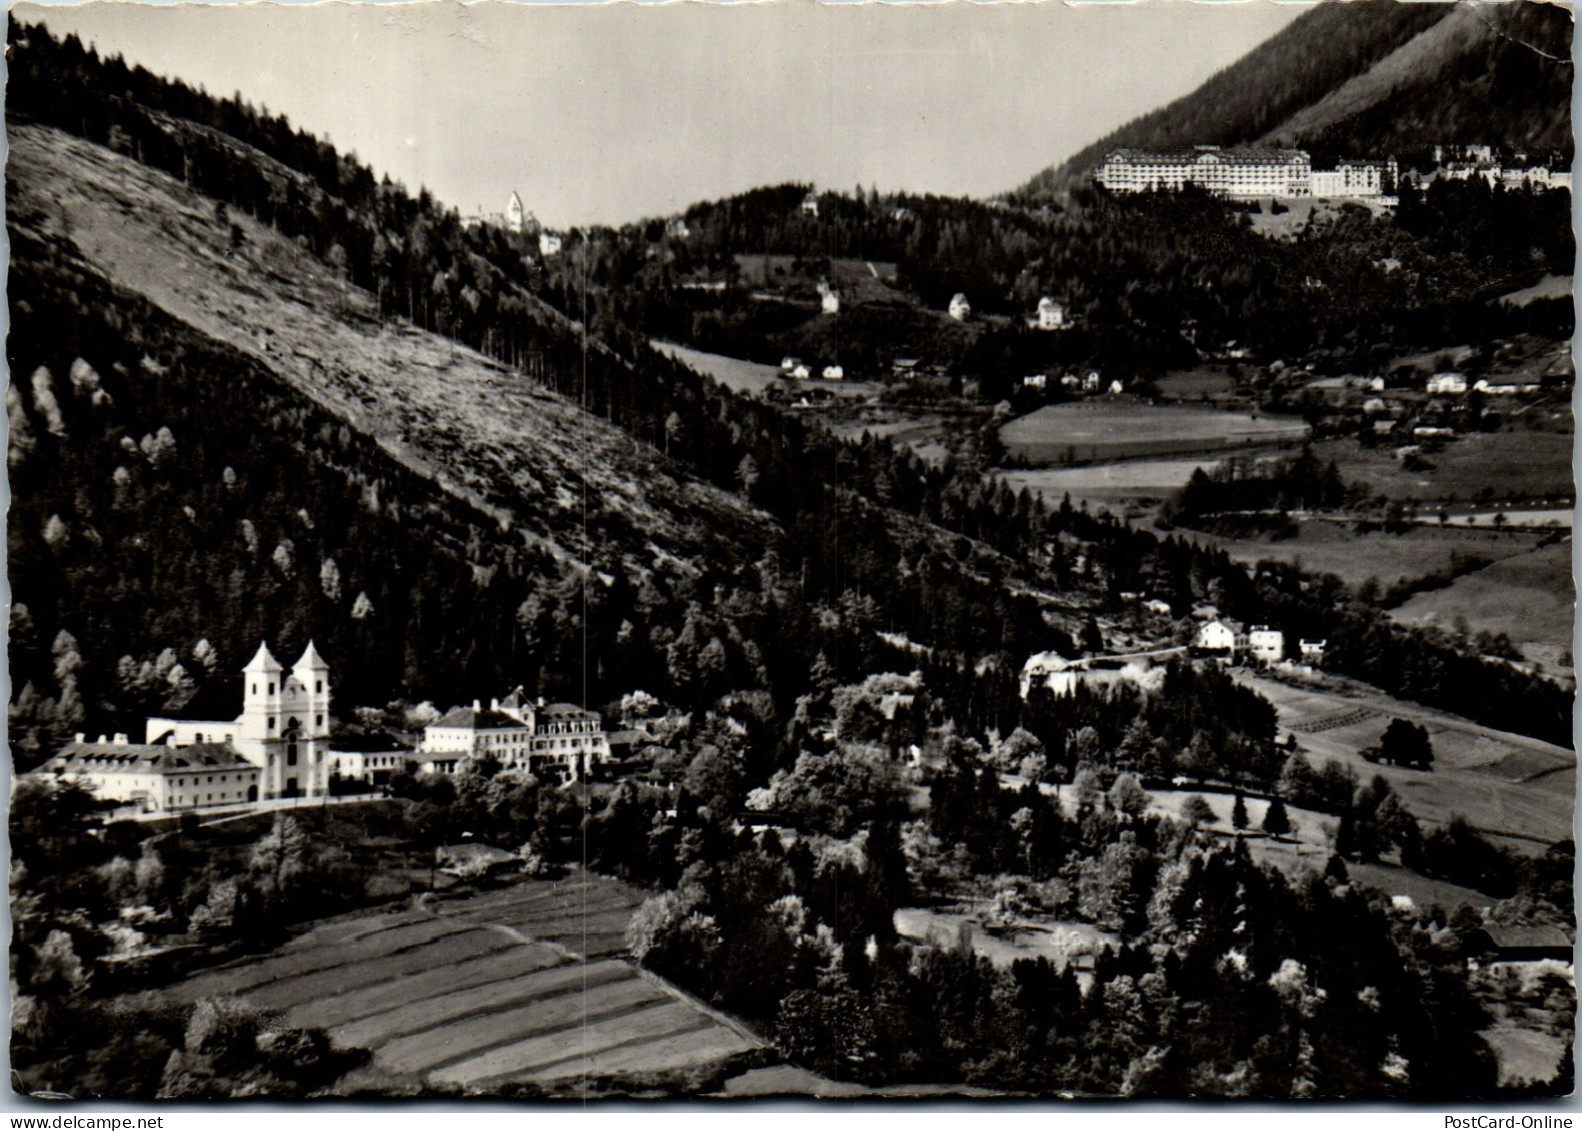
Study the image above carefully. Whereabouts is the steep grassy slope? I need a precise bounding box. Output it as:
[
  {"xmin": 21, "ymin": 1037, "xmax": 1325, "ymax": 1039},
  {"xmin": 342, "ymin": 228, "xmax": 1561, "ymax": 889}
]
[
  {"xmin": 1022, "ymin": 1, "xmax": 1571, "ymax": 196},
  {"xmin": 6, "ymin": 122, "xmax": 780, "ymax": 737},
  {"xmin": 1261, "ymin": 3, "xmax": 1574, "ymax": 158},
  {"xmin": 10, "ymin": 124, "xmax": 770, "ymax": 570}
]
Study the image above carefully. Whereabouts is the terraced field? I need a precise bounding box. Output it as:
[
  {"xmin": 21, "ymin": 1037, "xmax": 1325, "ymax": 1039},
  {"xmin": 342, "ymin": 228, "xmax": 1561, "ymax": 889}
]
[{"xmin": 172, "ymin": 870, "xmax": 762, "ymax": 1093}]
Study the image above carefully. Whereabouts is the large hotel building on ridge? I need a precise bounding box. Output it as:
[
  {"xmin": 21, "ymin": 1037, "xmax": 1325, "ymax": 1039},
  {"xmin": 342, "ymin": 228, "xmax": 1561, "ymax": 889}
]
[{"xmin": 1096, "ymin": 146, "xmax": 1398, "ymax": 200}]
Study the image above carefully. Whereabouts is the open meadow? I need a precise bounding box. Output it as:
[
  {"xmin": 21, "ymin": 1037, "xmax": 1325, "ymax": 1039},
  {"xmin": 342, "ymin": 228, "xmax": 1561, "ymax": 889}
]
[
  {"xmin": 1312, "ymin": 432, "xmax": 1574, "ymax": 507},
  {"xmin": 1391, "ymin": 538, "xmax": 1574, "ymax": 669},
  {"xmin": 1000, "ymin": 400, "xmax": 1309, "ymax": 465},
  {"xmin": 168, "ymin": 870, "xmax": 760, "ymax": 1094},
  {"xmin": 1177, "ymin": 521, "xmax": 1551, "ymax": 588},
  {"xmin": 1234, "ymin": 673, "xmax": 1574, "ymax": 855},
  {"xmin": 655, "ymin": 340, "xmax": 884, "ymax": 400}
]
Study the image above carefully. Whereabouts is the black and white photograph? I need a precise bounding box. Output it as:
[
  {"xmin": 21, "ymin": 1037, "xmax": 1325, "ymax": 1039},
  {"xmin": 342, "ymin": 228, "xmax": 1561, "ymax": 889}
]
[{"xmin": 4, "ymin": 0, "xmax": 1577, "ymax": 1103}]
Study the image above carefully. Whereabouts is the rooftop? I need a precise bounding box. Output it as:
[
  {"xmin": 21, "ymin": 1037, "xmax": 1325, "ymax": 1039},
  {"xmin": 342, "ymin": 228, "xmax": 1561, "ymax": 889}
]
[
  {"xmin": 44, "ymin": 742, "xmax": 254, "ymax": 776},
  {"xmin": 429, "ymin": 706, "xmax": 529, "ymax": 731}
]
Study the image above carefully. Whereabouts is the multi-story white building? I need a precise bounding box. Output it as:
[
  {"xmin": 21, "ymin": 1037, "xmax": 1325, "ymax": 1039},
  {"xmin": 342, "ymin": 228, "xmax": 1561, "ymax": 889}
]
[
  {"xmin": 1247, "ymin": 627, "xmax": 1285, "ymax": 665},
  {"xmin": 1310, "ymin": 158, "xmax": 1396, "ymax": 199},
  {"xmin": 1097, "ymin": 146, "xmax": 1312, "ymax": 199},
  {"xmin": 1194, "ymin": 620, "xmax": 1239, "ymax": 654},
  {"xmin": 37, "ymin": 736, "xmax": 260, "ymax": 813},
  {"xmin": 147, "ymin": 641, "xmax": 332, "ymax": 800},
  {"xmin": 422, "ymin": 690, "xmax": 611, "ymax": 780},
  {"xmin": 948, "ymin": 293, "xmax": 972, "ymax": 321}
]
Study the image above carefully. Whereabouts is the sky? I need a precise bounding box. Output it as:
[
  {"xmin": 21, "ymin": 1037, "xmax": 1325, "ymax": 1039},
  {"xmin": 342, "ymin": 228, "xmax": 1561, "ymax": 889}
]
[{"xmin": 21, "ymin": 1, "xmax": 1310, "ymax": 229}]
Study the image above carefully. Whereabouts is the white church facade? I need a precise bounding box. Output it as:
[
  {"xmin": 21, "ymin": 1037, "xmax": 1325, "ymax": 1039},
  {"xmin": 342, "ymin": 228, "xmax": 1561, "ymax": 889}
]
[{"xmin": 146, "ymin": 641, "xmax": 333, "ymax": 800}]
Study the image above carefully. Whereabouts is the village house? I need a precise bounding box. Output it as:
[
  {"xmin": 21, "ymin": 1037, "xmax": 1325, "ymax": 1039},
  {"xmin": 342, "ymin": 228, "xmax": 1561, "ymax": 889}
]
[
  {"xmin": 1193, "ymin": 620, "xmax": 1239, "ymax": 655},
  {"xmin": 1299, "ymin": 639, "xmax": 1327, "ymax": 665},
  {"xmin": 147, "ymin": 641, "xmax": 333, "ymax": 800},
  {"xmin": 539, "ymin": 232, "xmax": 562, "ymax": 257},
  {"xmin": 1022, "ymin": 374, "xmax": 1047, "ymax": 390},
  {"xmin": 800, "ymin": 192, "xmax": 819, "ymax": 217},
  {"xmin": 1247, "ymin": 627, "xmax": 1285, "ymax": 664},
  {"xmin": 328, "ymin": 738, "xmax": 410, "ymax": 787},
  {"xmin": 948, "ymin": 293, "xmax": 972, "ymax": 321},
  {"xmin": 1034, "ymin": 297, "xmax": 1066, "ymax": 331},
  {"xmin": 1019, "ymin": 652, "xmax": 1162, "ymax": 700},
  {"xmin": 822, "ymin": 365, "xmax": 845, "ymax": 381},
  {"xmin": 1426, "ymin": 373, "xmax": 1467, "ymax": 396},
  {"xmin": 1464, "ymin": 925, "xmax": 1574, "ymax": 967},
  {"xmin": 37, "ymin": 736, "xmax": 259, "ymax": 814},
  {"xmin": 817, "ymin": 281, "xmax": 841, "ymax": 315}
]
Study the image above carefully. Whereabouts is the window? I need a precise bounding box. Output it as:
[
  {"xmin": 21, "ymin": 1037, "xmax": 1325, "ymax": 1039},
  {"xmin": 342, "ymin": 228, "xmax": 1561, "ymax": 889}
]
[
  {"xmin": 287, "ymin": 743, "xmax": 298, "ymax": 767},
  {"xmin": 315, "ymin": 680, "xmax": 323, "ymax": 694},
  {"xmin": 269, "ymin": 682, "xmax": 275, "ymax": 695},
  {"xmin": 316, "ymin": 714, "xmax": 323, "ymax": 727}
]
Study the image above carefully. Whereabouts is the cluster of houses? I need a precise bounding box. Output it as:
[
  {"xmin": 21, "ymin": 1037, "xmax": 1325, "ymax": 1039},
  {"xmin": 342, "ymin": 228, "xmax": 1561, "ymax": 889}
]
[
  {"xmin": 1023, "ymin": 370, "xmax": 1123, "ymax": 396},
  {"xmin": 1414, "ymin": 145, "xmax": 1573, "ymax": 194},
  {"xmin": 1193, "ymin": 620, "xmax": 1326, "ymax": 667},
  {"xmin": 780, "ymin": 356, "xmax": 845, "ymax": 382},
  {"xmin": 31, "ymin": 642, "xmax": 617, "ymax": 817}
]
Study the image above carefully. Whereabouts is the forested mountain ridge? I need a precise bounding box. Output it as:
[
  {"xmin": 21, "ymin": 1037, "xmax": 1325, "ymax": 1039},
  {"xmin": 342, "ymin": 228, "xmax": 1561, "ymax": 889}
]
[{"xmin": 1021, "ymin": 1, "xmax": 1572, "ymax": 198}]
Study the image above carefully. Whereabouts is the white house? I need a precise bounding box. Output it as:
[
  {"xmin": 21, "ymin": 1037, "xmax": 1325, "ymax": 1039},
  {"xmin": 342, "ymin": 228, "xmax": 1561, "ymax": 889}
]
[
  {"xmin": 948, "ymin": 293, "xmax": 972, "ymax": 321},
  {"xmin": 1195, "ymin": 620, "xmax": 1239, "ymax": 654},
  {"xmin": 539, "ymin": 232, "xmax": 563, "ymax": 257},
  {"xmin": 1023, "ymin": 374, "xmax": 1047, "ymax": 390},
  {"xmin": 821, "ymin": 290, "xmax": 841, "ymax": 315},
  {"xmin": 1299, "ymin": 639, "xmax": 1327, "ymax": 665},
  {"xmin": 37, "ymin": 736, "xmax": 260, "ymax": 813},
  {"xmin": 1108, "ymin": 379, "xmax": 1125, "ymax": 396},
  {"xmin": 801, "ymin": 192, "xmax": 820, "ymax": 217},
  {"xmin": 1247, "ymin": 627, "xmax": 1285, "ymax": 664},
  {"xmin": 1083, "ymin": 371, "xmax": 1102, "ymax": 393},
  {"xmin": 791, "ymin": 364, "xmax": 812, "ymax": 380},
  {"xmin": 1143, "ymin": 598, "xmax": 1173, "ymax": 615},
  {"xmin": 781, "ymin": 356, "xmax": 800, "ymax": 372},
  {"xmin": 506, "ymin": 192, "xmax": 528, "ymax": 233},
  {"xmin": 822, "ymin": 365, "xmax": 845, "ymax": 381},
  {"xmin": 147, "ymin": 641, "xmax": 333, "ymax": 800},
  {"xmin": 423, "ymin": 691, "xmax": 611, "ymax": 781},
  {"xmin": 1035, "ymin": 297, "xmax": 1066, "ymax": 331},
  {"xmin": 1426, "ymin": 373, "xmax": 1467, "ymax": 396}
]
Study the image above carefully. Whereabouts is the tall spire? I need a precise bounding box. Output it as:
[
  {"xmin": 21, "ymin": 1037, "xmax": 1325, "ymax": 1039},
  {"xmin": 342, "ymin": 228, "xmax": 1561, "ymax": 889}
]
[
  {"xmin": 242, "ymin": 641, "xmax": 283, "ymax": 673},
  {"xmin": 293, "ymin": 640, "xmax": 329, "ymax": 673}
]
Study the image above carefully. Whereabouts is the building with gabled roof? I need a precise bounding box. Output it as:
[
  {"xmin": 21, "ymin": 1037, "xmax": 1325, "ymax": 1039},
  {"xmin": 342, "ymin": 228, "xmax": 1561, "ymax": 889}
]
[{"xmin": 37, "ymin": 736, "xmax": 259, "ymax": 813}]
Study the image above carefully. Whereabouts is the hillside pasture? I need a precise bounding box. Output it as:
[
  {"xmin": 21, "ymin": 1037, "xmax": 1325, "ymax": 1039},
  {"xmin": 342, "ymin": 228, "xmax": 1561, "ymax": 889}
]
[
  {"xmin": 1312, "ymin": 432, "xmax": 1574, "ymax": 505},
  {"xmin": 1001, "ymin": 400, "xmax": 1308, "ymax": 466},
  {"xmin": 1182, "ymin": 522, "xmax": 1549, "ymax": 588},
  {"xmin": 1235, "ymin": 673, "xmax": 1574, "ymax": 855},
  {"xmin": 1391, "ymin": 538, "xmax": 1574, "ymax": 669},
  {"xmin": 168, "ymin": 870, "xmax": 760, "ymax": 1093}
]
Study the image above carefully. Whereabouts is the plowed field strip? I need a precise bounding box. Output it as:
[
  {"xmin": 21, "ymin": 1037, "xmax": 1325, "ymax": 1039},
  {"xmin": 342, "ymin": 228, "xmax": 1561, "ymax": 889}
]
[
  {"xmin": 524, "ymin": 1022, "xmax": 758, "ymax": 1084},
  {"xmin": 332, "ymin": 959, "xmax": 632, "ymax": 1049},
  {"xmin": 446, "ymin": 892, "xmax": 641, "ymax": 929},
  {"xmin": 284, "ymin": 944, "xmax": 567, "ymax": 1030},
  {"xmin": 246, "ymin": 929, "xmax": 517, "ymax": 1010},
  {"xmin": 433, "ymin": 1001, "xmax": 713, "ymax": 1087},
  {"xmin": 432, "ymin": 880, "xmax": 609, "ymax": 918},
  {"xmin": 172, "ymin": 918, "xmax": 482, "ymax": 1001},
  {"xmin": 379, "ymin": 979, "xmax": 670, "ymax": 1076}
]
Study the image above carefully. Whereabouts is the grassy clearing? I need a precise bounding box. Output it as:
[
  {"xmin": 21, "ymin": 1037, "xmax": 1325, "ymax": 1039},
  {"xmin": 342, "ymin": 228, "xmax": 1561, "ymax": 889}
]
[
  {"xmin": 1001, "ymin": 400, "xmax": 1308, "ymax": 465},
  {"xmin": 1391, "ymin": 538, "xmax": 1574, "ymax": 668},
  {"xmin": 1312, "ymin": 432, "xmax": 1574, "ymax": 505},
  {"xmin": 1499, "ymin": 274, "xmax": 1573, "ymax": 308},
  {"xmin": 1237, "ymin": 673, "xmax": 1574, "ymax": 855},
  {"xmin": 1181, "ymin": 522, "xmax": 1548, "ymax": 587},
  {"xmin": 655, "ymin": 340, "xmax": 883, "ymax": 400},
  {"xmin": 1001, "ymin": 457, "xmax": 1229, "ymax": 514}
]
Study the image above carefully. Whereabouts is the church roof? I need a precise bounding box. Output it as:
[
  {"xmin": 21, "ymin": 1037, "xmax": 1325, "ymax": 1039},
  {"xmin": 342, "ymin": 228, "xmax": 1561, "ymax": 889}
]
[
  {"xmin": 293, "ymin": 640, "xmax": 330, "ymax": 672},
  {"xmin": 243, "ymin": 642, "xmax": 283, "ymax": 673}
]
